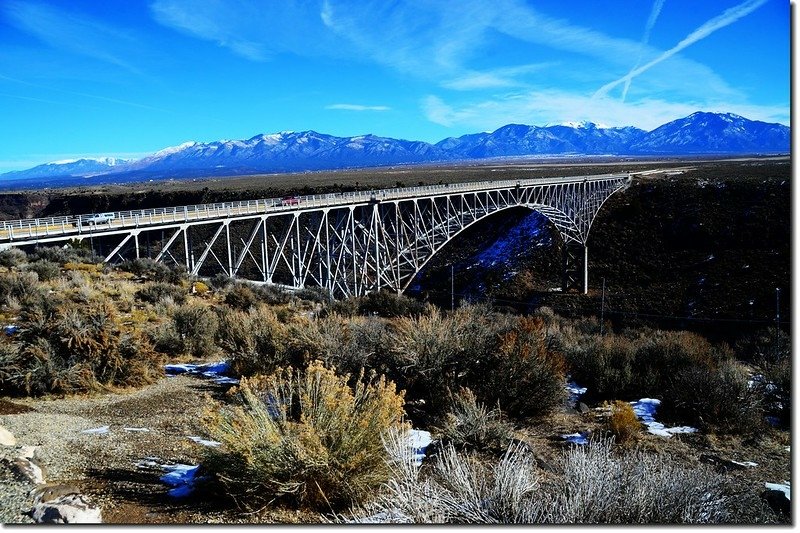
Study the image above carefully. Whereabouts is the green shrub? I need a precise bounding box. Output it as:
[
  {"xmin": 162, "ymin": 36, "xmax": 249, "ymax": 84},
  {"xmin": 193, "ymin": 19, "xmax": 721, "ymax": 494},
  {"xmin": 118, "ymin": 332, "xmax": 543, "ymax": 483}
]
[
  {"xmin": 26, "ymin": 260, "xmax": 61, "ymax": 282},
  {"xmin": 758, "ymin": 356, "xmax": 790, "ymax": 427},
  {"xmin": 217, "ymin": 305, "xmax": 287, "ymax": 375},
  {"xmin": 202, "ymin": 361, "xmax": 406, "ymax": 510},
  {"xmin": 325, "ymin": 291, "xmax": 426, "ymax": 318},
  {"xmin": 435, "ymin": 388, "xmax": 514, "ymax": 452},
  {"xmin": 294, "ymin": 286, "xmax": 330, "ymax": 303},
  {"xmin": 252, "ymin": 283, "xmax": 292, "ymax": 305},
  {"xmin": 562, "ymin": 335, "xmax": 636, "ymax": 401},
  {"xmin": 135, "ymin": 282, "xmax": 187, "ymax": 305},
  {"xmin": 0, "ymin": 248, "xmax": 28, "ymax": 269},
  {"xmin": 172, "ymin": 303, "xmax": 218, "ymax": 358}
]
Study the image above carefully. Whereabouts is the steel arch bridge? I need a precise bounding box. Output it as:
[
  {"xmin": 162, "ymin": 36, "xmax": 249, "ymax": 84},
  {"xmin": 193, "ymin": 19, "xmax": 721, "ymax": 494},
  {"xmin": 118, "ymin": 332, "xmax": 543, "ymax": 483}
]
[{"xmin": 0, "ymin": 173, "xmax": 631, "ymax": 297}]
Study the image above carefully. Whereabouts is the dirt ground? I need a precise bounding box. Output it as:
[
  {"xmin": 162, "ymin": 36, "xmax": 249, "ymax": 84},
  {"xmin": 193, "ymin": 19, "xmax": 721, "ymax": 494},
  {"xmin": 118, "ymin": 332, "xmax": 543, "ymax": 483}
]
[{"xmin": 0, "ymin": 367, "xmax": 791, "ymax": 524}]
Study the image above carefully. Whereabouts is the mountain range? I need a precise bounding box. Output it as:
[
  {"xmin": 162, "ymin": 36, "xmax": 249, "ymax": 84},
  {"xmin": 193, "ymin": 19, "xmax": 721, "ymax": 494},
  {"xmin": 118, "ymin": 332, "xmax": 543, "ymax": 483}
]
[{"xmin": 1, "ymin": 112, "xmax": 789, "ymax": 187}]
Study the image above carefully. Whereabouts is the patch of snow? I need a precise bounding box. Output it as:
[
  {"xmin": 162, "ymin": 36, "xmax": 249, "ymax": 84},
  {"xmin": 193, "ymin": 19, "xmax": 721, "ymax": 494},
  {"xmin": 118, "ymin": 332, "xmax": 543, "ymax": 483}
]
[
  {"xmin": 187, "ymin": 436, "xmax": 221, "ymax": 447},
  {"xmin": 729, "ymin": 460, "xmax": 758, "ymax": 468},
  {"xmin": 561, "ymin": 432, "xmax": 589, "ymax": 445},
  {"xmin": 765, "ymin": 481, "xmax": 790, "ymax": 500},
  {"xmin": 160, "ymin": 463, "xmax": 202, "ymax": 498},
  {"xmin": 3, "ymin": 325, "xmax": 18, "ymax": 336},
  {"xmin": 123, "ymin": 427, "xmax": 150, "ymax": 432},
  {"xmin": 165, "ymin": 360, "xmax": 238, "ymax": 385},
  {"xmin": 81, "ymin": 426, "xmax": 110, "ymax": 435},
  {"xmin": 565, "ymin": 381, "xmax": 587, "ymax": 405},
  {"xmin": 630, "ymin": 399, "xmax": 698, "ymax": 438},
  {"xmin": 408, "ymin": 429, "xmax": 432, "ymax": 466}
]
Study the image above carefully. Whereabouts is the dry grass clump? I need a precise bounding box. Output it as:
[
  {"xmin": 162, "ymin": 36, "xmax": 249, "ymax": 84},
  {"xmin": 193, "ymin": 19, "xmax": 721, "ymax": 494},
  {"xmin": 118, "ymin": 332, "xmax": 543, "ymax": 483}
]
[
  {"xmin": 202, "ymin": 361, "xmax": 406, "ymax": 511},
  {"xmin": 606, "ymin": 400, "xmax": 641, "ymax": 445},
  {"xmin": 346, "ymin": 437, "xmax": 731, "ymax": 524}
]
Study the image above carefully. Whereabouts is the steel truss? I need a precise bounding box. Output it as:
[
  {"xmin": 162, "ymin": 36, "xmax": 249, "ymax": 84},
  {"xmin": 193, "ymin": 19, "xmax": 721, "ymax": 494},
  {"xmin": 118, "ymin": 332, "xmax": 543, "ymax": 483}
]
[{"xmin": 2, "ymin": 174, "xmax": 630, "ymax": 296}]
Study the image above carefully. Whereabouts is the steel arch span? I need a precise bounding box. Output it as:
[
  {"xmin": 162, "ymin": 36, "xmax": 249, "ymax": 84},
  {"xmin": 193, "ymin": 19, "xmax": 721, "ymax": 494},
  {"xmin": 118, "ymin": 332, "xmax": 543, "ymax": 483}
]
[{"xmin": 0, "ymin": 173, "xmax": 631, "ymax": 296}]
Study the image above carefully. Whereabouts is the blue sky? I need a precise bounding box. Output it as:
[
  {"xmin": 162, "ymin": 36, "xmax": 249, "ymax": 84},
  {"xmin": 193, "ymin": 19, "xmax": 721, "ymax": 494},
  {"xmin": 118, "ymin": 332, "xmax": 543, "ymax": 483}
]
[{"xmin": 0, "ymin": 0, "xmax": 790, "ymax": 172}]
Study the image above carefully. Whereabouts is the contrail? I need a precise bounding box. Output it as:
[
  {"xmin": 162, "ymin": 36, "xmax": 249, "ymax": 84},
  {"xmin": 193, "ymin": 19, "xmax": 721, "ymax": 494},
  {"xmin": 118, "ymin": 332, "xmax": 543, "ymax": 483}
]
[
  {"xmin": 595, "ymin": 0, "xmax": 768, "ymax": 99},
  {"xmin": 622, "ymin": 0, "xmax": 666, "ymax": 102}
]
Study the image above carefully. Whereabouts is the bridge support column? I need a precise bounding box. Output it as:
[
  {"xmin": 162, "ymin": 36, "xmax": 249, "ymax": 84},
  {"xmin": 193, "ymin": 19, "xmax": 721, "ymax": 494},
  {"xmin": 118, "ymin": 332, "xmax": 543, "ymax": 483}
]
[{"xmin": 562, "ymin": 242, "xmax": 588, "ymax": 294}]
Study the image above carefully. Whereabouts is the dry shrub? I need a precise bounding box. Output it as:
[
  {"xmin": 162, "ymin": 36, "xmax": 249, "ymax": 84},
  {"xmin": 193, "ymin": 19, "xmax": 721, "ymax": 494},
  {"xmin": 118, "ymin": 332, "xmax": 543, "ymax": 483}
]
[
  {"xmin": 0, "ymin": 248, "xmax": 28, "ymax": 269},
  {"xmin": 25, "ymin": 260, "xmax": 61, "ymax": 282},
  {"xmin": 553, "ymin": 438, "xmax": 728, "ymax": 524},
  {"xmin": 223, "ymin": 283, "xmax": 257, "ymax": 310},
  {"xmin": 135, "ymin": 281, "xmax": 187, "ymax": 305},
  {"xmin": 606, "ymin": 400, "xmax": 641, "ymax": 445},
  {"xmin": 434, "ymin": 388, "xmax": 514, "ymax": 452},
  {"xmin": 347, "ymin": 437, "xmax": 731, "ymax": 524},
  {"xmin": 2, "ymin": 299, "xmax": 162, "ymax": 395},
  {"xmin": 468, "ymin": 316, "xmax": 566, "ymax": 419},
  {"xmin": 217, "ymin": 305, "xmax": 287, "ymax": 375},
  {"xmin": 172, "ymin": 303, "xmax": 218, "ymax": 358},
  {"xmin": 661, "ymin": 360, "xmax": 763, "ymax": 434},
  {"xmin": 0, "ymin": 271, "xmax": 41, "ymax": 302},
  {"xmin": 203, "ymin": 361, "xmax": 405, "ymax": 510}
]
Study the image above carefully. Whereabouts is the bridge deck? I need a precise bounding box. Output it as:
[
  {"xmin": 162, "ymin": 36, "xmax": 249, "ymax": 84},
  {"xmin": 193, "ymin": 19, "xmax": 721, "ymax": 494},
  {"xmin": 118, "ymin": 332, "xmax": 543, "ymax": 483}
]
[{"xmin": 0, "ymin": 173, "xmax": 627, "ymax": 245}]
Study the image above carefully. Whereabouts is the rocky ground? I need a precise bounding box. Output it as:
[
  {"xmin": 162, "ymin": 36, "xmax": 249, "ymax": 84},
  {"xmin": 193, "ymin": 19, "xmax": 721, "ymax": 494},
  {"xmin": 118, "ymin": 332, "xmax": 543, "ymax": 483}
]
[{"xmin": 0, "ymin": 368, "xmax": 791, "ymax": 524}]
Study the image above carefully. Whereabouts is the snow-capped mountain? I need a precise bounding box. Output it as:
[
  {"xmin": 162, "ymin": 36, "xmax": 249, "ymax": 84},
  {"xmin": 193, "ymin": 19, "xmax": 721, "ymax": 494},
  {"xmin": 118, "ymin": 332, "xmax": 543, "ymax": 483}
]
[
  {"xmin": 2, "ymin": 157, "xmax": 129, "ymax": 181},
  {"xmin": 629, "ymin": 112, "xmax": 790, "ymax": 154},
  {"xmin": 0, "ymin": 112, "xmax": 788, "ymax": 186}
]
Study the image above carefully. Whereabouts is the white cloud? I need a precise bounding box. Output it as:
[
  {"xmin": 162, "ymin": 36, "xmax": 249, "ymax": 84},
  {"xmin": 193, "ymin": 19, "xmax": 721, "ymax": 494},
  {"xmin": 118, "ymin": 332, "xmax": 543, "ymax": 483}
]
[
  {"xmin": 423, "ymin": 91, "xmax": 789, "ymax": 132},
  {"xmin": 325, "ymin": 103, "xmax": 391, "ymax": 111},
  {"xmin": 596, "ymin": 0, "xmax": 769, "ymax": 99},
  {"xmin": 442, "ymin": 63, "xmax": 556, "ymax": 91},
  {"xmin": 4, "ymin": 0, "xmax": 143, "ymax": 74},
  {"xmin": 623, "ymin": 0, "xmax": 666, "ymax": 101}
]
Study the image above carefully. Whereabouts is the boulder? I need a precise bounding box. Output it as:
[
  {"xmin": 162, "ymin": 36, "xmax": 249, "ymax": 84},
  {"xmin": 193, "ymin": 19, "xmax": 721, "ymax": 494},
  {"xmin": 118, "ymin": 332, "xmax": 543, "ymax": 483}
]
[
  {"xmin": 28, "ymin": 485, "xmax": 102, "ymax": 524},
  {"xmin": 0, "ymin": 425, "xmax": 16, "ymax": 446},
  {"xmin": 10, "ymin": 457, "xmax": 45, "ymax": 485},
  {"xmin": 763, "ymin": 489, "xmax": 790, "ymax": 517}
]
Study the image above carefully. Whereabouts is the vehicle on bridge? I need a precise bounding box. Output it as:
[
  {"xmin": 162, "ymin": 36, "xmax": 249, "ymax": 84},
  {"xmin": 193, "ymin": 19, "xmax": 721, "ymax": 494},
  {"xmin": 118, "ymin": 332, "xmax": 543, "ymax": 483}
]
[
  {"xmin": 280, "ymin": 196, "xmax": 300, "ymax": 206},
  {"xmin": 74, "ymin": 212, "xmax": 116, "ymax": 226}
]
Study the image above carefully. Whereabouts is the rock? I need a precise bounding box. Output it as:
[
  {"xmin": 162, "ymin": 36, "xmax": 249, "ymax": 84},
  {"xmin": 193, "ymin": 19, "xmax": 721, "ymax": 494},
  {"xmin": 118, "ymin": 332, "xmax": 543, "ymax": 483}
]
[
  {"xmin": 577, "ymin": 402, "xmax": 590, "ymax": 414},
  {"xmin": 762, "ymin": 489, "xmax": 790, "ymax": 517},
  {"xmin": 0, "ymin": 425, "xmax": 16, "ymax": 446},
  {"xmin": 10, "ymin": 457, "xmax": 45, "ymax": 485},
  {"xmin": 28, "ymin": 485, "xmax": 102, "ymax": 524}
]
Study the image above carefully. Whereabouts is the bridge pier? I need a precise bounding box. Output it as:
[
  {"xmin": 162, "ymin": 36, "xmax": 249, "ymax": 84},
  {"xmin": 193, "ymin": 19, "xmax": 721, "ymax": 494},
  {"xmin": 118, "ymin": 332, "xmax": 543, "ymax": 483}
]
[{"xmin": 562, "ymin": 242, "xmax": 588, "ymax": 294}]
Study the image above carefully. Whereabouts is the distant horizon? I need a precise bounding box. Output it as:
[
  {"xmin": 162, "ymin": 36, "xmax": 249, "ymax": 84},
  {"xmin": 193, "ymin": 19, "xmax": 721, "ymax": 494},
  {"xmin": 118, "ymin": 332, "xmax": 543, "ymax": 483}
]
[
  {"xmin": 0, "ymin": 1, "xmax": 789, "ymax": 174},
  {"xmin": 0, "ymin": 109, "xmax": 790, "ymax": 174}
]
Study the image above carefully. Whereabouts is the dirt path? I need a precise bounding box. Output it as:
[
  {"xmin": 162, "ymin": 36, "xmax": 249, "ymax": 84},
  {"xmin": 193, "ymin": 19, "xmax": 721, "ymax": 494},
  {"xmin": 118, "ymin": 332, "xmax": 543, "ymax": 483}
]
[{"xmin": 0, "ymin": 372, "xmax": 247, "ymax": 523}]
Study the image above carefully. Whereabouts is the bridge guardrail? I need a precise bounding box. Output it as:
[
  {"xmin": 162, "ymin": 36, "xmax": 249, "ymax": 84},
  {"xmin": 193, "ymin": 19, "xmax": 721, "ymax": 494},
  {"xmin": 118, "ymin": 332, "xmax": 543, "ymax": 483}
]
[{"xmin": 0, "ymin": 173, "xmax": 630, "ymax": 242}]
